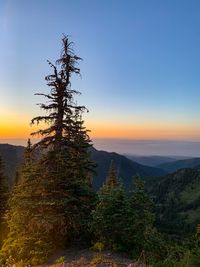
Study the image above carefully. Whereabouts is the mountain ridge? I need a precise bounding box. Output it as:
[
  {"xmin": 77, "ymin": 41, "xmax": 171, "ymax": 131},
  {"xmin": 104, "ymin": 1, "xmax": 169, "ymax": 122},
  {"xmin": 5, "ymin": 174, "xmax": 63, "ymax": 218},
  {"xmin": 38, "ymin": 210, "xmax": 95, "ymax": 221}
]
[
  {"xmin": 0, "ymin": 144, "xmax": 166, "ymax": 189},
  {"xmin": 124, "ymin": 154, "xmax": 185, "ymax": 167},
  {"xmin": 157, "ymin": 157, "xmax": 200, "ymax": 173},
  {"xmin": 90, "ymin": 147, "xmax": 166, "ymax": 189}
]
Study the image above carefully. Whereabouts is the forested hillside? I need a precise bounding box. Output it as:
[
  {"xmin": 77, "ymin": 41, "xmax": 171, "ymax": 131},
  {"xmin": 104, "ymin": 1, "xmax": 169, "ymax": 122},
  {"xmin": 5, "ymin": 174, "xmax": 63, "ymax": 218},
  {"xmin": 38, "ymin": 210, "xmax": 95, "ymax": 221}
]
[
  {"xmin": 157, "ymin": 158, "xmax": 200, "ymax": 173},
  {"xmin": 91, "ymin": 148, "xmax": 166, "ymax": 189},
  {"xmin": 149, "ymin": 167, "xmax": 200, "ymax": 236},
  {"xmin": 125, "ymin": 155, "xmax": 179, "ymax": 167}
]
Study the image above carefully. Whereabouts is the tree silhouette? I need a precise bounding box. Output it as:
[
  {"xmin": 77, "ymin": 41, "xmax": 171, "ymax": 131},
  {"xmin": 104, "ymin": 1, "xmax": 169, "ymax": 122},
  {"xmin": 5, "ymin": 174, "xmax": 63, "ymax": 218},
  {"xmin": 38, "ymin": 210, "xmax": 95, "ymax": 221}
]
[
  {"xmin": 31, "ymin": 35, "xmax": 86, "ymax": 151},
  {"xmin": 30, "ymin": 35, "xmax": 96, "ymax": 242},
  {"xmin": 1, "ymin": 36, "xmax": 96, "ymax": 265}
]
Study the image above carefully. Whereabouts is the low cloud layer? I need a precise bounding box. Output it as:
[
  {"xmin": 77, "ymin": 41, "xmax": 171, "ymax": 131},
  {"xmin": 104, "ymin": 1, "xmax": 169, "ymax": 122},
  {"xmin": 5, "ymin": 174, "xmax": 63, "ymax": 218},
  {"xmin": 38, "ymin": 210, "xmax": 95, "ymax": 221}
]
[
  {"xmin": 93, "ymin": 139, "xmax": 200, "ymax": 157},
  {"xmin": 1, "ymin": 138, "xmax": 200, "ymax": 157}
]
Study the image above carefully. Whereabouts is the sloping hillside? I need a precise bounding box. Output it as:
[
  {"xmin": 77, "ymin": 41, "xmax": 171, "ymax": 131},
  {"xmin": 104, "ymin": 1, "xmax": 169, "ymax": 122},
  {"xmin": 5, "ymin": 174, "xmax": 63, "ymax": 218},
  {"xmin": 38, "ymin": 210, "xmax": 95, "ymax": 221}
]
[
  {"xmin": 91, "ymin": 148, "xmax": 166, "ymax": 190},
  {"xmin": 157, "ymin": 158, "xmax": 200, "ymax": 173},
  {"xmin": 149, "ymin": 167, "xmax": 200, "ymax": 235},
  {"xmin": 124, "ymin": 155, "xmax": 179, "ymax": 167}
]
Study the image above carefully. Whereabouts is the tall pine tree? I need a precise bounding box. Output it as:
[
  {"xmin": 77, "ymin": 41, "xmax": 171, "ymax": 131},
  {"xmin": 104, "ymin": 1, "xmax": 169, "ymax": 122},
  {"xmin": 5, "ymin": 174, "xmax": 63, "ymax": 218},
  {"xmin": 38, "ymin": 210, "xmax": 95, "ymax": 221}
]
[
  {"xmin": 1, "ymin": 36, "xmax": 95, "ymax": 265},
  {"xmin": 30, "ymin": 35, "xmax": 95, "ymax": 243}
]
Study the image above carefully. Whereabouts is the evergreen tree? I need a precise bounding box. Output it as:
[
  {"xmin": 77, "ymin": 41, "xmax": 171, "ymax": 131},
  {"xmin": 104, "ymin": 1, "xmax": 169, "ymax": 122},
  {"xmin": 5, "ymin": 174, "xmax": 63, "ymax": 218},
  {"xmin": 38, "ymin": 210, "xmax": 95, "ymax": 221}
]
[
  {"xmin": 1, "ymin": 36, "xmax": 96, "ymax": 265},
  {"xmin": 91, "ymin": 171, "xmax": 167, "ymax": 260},
  {"xmin": 30, "ymin": 35, "xmax": 95, "ymax": 188},
  {"xmin": 30, "ymin": 35, "xmax": 95, "ymax": 184},
  {"xmin": 125, "ymin": 175, "xmax": 155, "ymax": 256},
  {"xmin": 0, "ymin": 156, "xmax": 8, "ymax": 246},
  {"xmin": 0, "ymin": 140, "xmax": 52, "ymax": 265},
  {"xmin": 91, "ymin": 161, "xmax": 126, "ymax": 250},
  {"xmin": 29, "ymin": 35, "xmax": 95, "ymax": 243},
  {"xmin": 31, "ymin": 36, "xmax": 86, "ymax": 150},
  {"xmin": 105, "ymin": 160, "xmax": 119, "ymax": 189}
]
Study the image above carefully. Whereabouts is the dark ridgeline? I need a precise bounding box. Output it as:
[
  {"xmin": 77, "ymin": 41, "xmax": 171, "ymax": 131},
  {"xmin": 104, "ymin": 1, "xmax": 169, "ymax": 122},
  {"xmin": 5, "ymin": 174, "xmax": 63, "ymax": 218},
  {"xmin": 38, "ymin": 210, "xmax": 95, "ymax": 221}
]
[
  {"xmin": 157, "ymin": 157, "xmax": 200, "ymax": 173},
  {"xmin": 0, "ymin": 36, "xmax": 95, "ymax": 266},
  {"xmin": 90, "ymin": 148, "xmax": 166, "ymax": 190},
  {"xmin": 0, "ymin": 143, "xmax": 166, "ymax": 189}
]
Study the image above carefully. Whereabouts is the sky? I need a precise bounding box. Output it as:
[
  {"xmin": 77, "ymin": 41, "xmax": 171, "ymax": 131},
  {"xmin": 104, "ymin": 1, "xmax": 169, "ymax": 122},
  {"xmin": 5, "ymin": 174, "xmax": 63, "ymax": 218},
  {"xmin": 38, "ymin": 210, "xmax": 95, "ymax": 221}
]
[{"xmin": 0, "ymin": 0, "xmax": 200, "ymax": 155}]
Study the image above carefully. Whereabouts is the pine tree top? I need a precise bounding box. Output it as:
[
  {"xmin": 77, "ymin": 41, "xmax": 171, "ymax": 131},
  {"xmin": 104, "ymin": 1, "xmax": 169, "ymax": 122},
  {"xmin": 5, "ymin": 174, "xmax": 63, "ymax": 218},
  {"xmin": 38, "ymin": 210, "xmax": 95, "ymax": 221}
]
[
  {"xmin": 30, "ymin": 35, "xmax": 89, "ymax": 151},
  {"xmin": 100, "ymin": 160, "xmax": 121, "ymax": 194}
]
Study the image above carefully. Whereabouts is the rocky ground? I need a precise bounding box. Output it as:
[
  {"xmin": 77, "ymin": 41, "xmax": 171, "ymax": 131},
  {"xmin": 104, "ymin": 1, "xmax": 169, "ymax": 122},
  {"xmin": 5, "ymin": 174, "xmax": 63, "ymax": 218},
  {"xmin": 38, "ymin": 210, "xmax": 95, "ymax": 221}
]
[{"xmin": 36, "ymin": 249, "xmax": 148, "ymax": 267}]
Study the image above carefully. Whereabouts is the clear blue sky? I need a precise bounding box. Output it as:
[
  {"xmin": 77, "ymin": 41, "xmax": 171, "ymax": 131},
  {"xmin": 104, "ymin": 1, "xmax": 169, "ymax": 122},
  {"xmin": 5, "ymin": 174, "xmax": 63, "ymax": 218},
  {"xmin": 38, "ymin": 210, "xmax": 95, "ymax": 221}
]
[{"xmin": 0, "ymin": 0, "xmax": 200, "ymax": 152}]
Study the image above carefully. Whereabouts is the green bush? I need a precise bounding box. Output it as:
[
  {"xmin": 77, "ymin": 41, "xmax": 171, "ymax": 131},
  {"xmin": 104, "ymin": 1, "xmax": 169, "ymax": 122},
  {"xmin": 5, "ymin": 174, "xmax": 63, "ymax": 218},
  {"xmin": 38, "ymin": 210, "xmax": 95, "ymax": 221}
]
[
  {"xmin": 92, "ymin": 242, "xmax": 105, "ymax": 252},
  {"xmin": 55, "ymin": 256, "xmax": 65, "ymax": 264}
]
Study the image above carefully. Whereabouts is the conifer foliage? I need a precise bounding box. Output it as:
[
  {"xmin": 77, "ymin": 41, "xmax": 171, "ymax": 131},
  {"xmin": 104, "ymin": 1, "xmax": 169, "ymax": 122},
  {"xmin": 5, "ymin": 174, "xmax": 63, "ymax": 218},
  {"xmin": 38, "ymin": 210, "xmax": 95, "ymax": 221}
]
[
  {"xmin": 124, "ymin": 175, "xmax": 155, "ymax": 256},
  {"xmin": 0, "ymin": 156, "xmax": 8, "ymax": 246},
  {"xmin": 0, "ymin": 36, "xmax": 95, "ymax": 266},
  {"xmin": 91, "ymin": 166, "xmax": 156, "ymax": 257},
  {"xmin": 29, "ymin": 35, "xmax": 95, "ymax": 243},
  {"xmin": 31, "ymin": 35, "xmax": 88, "ymax": 151},
  {"xmin": 0, "ymin": 156, "xmax": 7, "ymax": 223},
  {"xmin": 91, "ymin": 160, "xmax": 127, "ymax": 250},
  {"xmin": 104, "ymin": 160, "xmax": 119, "ymax": 189},
  {"xmin": 0, "ymin": 140, "xmax": 48, "ymax": 265},
  {"xmin": 30, "ymin": 36, "xmax": 95, "ymax": 242}
]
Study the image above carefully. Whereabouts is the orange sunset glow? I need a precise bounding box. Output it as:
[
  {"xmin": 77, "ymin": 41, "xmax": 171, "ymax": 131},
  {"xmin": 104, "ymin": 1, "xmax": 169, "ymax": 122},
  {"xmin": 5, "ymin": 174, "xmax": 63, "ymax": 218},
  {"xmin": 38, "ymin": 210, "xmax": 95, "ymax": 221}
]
[
  {"xmin": 85, "ymin": 119, "xmax": 200, "ymax": 140},
  {"xmin": 0, "ymin": 114, "xmax": 38, "ymax": 139},
  {"xmin": 1, "ymin": 115, "xmax": 200, "ymax": 141}
]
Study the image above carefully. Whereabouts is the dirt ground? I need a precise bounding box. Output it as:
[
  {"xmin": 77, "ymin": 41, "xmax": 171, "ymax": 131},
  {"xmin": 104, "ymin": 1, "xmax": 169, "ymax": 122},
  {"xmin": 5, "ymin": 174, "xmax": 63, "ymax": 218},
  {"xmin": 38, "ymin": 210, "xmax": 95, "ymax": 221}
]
[{"xmin": 36, "ymin": 248, "xmax": 148, "ymax": 267}]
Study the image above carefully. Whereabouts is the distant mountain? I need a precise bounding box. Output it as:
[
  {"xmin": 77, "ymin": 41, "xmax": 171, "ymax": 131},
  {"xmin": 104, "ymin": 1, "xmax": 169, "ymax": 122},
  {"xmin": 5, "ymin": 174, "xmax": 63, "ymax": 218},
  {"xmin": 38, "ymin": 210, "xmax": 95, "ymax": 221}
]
[
  {"xmin": 90, "ymin": 148, "xmax": 166, "ymax": 190},
  {"xmin": 124, "ymin": 155, "xmax": 181, "ymax": 167},
  {"xmin": 149, "ymin": 167, "xmax": 200, "ymax": 236},
  {"xmin": 157, "ymin": 158, "xmax": 200, "ymax": 173},
  {"xmin": 0, "ymin": 144, "xmax": 166, "ymax": 189}
]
